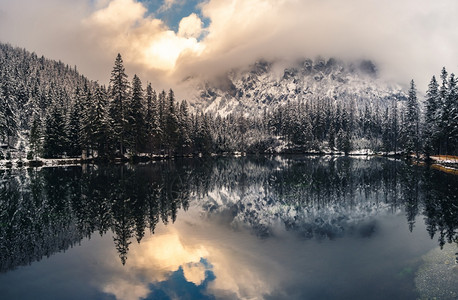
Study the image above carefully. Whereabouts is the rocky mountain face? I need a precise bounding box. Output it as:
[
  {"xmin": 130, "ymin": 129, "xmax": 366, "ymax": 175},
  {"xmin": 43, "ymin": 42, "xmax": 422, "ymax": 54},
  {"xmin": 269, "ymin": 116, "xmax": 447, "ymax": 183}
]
[{"xmin": 197, "ymin": 58, "xmax": 407, "ymax": 116}]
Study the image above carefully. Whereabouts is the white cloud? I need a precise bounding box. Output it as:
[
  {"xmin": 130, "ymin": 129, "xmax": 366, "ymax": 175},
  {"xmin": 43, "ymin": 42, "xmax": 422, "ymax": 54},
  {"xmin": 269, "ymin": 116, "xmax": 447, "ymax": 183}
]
[
  {"xmin": 178, "ymin": 13, "xmax": 203, "ymax": 39},
  {"xmin": 158, "ymin": 0, "xmax": 180, "ymax": 13},
  {"xmin": 175, "ymin": 0, "xmax": 458, "ymax": 90},
  {"xmin": 1, "ymin": 0, "xmax": 458, "ymax": 94},
  {"xmin": 83, "ymin": 0, "xmax": 204, "ymax": 73}
]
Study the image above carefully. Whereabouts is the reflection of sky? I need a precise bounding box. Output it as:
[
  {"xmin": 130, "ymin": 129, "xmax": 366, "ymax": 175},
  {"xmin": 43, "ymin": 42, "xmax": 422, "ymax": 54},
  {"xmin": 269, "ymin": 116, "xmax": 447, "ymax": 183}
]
[{"xmin": 0, "ymin": 207, "xmax": 440, "ymax": 300}]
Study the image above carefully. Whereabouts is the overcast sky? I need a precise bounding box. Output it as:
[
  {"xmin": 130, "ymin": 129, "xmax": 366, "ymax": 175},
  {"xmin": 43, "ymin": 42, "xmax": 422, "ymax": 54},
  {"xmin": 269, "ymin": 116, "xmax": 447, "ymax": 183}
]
[{"xmin": 1, "ymin": 0, "xmax": 458, "ymax": 95}]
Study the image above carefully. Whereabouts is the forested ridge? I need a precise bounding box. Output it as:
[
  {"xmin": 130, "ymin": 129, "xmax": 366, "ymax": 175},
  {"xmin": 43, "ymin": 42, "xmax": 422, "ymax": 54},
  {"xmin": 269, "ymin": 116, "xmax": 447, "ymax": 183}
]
[{"xmin": 0, "ymin": 43, "xmax": 457, "ymax": 160}]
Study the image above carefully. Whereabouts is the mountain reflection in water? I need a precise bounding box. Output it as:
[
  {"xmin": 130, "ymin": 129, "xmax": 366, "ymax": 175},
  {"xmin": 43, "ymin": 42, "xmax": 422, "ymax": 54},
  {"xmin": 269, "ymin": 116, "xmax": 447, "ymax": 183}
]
[{"xmin": 0, "ymin": 156, "xmax": 457, "ymax": 299}]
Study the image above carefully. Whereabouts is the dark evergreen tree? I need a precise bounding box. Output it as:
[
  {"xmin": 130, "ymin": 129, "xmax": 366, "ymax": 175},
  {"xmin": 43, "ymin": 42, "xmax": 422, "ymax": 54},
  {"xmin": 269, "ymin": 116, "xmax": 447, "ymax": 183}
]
[
  {"xmin": 28, "ymin": 113, "xmax": 42, "ymax": 159},
  {"xmin": 423, "ymin": 75, "xmax": 440, "ymax": 157},
  {"xmin": 108, "ymin": 54, "xmax": 130, "ymax": 155},
  {"xmin": 164, "ymin": 89, "xmax": 179, "ymax": 153},
  {"xmin": 404, "ymin": 80, "xmax": 420, "ymax": 157},
  {"xmin": 92, "ymin": 86, "xmax": 111, "ymax": 158},
  {"xmin": 127, "ymin": 75, "xmax": 146, "ymax": 154},
  {"xmin": 177, "ymin": 100, "xmax": 192, "ymax": 155},
  {"xmin": 42, "ymin": 103, "xmax": 67, "ymax": 158},
  {"xmin": 81, "ymin": 86, "xmax": 96, "ymax": 158},
  {"xmin": 144, "ymin": 84, "xmax": 162, "ymax": 154},
  {"xmin": 66, "ymin": 87, "xmax": 83, "ymax": 157},
  {"xmin": 0, "ymin": 69, "xmax": 18, "ymax": 147}
]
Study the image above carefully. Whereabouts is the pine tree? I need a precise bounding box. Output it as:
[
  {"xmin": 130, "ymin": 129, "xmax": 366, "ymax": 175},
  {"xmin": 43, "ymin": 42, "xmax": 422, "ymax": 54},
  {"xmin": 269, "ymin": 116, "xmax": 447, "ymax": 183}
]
[
  {"xmin": 93, "ymin": 86, "xmax": 111, "ymax": 158},
  {"xmin": 66, "ymin": 87, "xmax": 82, "ymax": 157},
  {"xmin": 390, "ymin": 98, "xmax": 399, "ymax": 154},
  {"xmin": 177, "ymin": 100, "xmax": 192, "ymax": 155},
  {"xmin": 381, "ymin": 107, "xmax": 390, "ymax": 154},
  {"xmin": 442, "ymin": 73, "xmax": 457, "ymax": 154},
  {"xmin": 423, "ymin": 75, "xmax": 439, "ymax": 157},
  {"xmin": 404, "ymin": 80, "xmax": 420, "ymax": 157},
  {"xmin": 144, "ymin": 84, "xmax": 161, "ymax": 154},
  {"xmin": 81, "ymin": 85, "xmax": 96, "ymax": 157},
  {"xmin": 0, "ymin": 69, "xmax": 18, "ymax": 147},
  {"xmin": 29, "ymin": 113, "xmax": 42, "ymax": 159},
  {"xmin": 337, "ymin": 128, "xmax": 351, "ymax": 154},
  {"xmin": 108, "ymin": 54, "xmax": 130, "ymax": 155},
  {"xmin": 127, "ymin": 75, "xmax": 146, "ymax": 155},
  {"xmin": 42, "ymin": 103, "xmax": 67, "ymax": 158},
  {"xmin": 164, "ymin": 89, "xmax": 179, "ymax": 153}
]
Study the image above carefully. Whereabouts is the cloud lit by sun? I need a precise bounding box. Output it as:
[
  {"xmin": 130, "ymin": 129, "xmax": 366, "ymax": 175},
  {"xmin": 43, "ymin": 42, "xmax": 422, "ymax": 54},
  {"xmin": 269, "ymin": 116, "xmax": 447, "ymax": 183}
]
[
  {"xmin": 84, "ymin": 0, "xmax": 204, "ymax": 72},
  {"xmin": 143, "ymin": 30, "xmax": 204, "ymax": 71}
]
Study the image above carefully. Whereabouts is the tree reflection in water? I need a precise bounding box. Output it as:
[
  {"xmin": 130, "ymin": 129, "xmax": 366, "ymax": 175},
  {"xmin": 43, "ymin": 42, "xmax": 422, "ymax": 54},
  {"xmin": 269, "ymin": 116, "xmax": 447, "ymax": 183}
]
[{"xmin": 0, "ymin": 156, "xmax": 456, "ymax": 272}]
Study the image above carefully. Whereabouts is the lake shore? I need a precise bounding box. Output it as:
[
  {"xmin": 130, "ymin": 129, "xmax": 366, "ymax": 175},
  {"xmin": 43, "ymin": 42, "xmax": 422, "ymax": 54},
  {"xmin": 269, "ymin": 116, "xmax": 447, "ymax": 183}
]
[{"xmin": 1, "ymin": 151, "xmax": 458, "ymax": 174}]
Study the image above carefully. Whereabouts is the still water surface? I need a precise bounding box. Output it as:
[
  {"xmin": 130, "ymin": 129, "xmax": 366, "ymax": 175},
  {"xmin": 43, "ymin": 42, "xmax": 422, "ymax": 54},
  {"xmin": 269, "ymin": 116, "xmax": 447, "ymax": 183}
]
[{"xmin": 0, "ymin": 156, "xmax": 457, "ymax": 300}]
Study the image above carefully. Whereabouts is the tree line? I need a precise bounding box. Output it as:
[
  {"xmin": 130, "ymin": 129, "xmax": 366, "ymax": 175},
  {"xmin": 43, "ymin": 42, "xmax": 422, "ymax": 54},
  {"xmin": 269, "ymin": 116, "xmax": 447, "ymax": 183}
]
[{"xmin": 0, "ymin": 42, "xmax": 457, "ymax": 159}]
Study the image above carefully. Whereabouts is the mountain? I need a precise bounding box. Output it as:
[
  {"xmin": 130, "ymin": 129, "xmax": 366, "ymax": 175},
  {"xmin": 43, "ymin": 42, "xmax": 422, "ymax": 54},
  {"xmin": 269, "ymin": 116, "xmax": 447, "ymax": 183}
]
[
  {"xmin": 4, "ymin": 43, "xmax": 453, "ymax": 158},
  {"xmin": 196, "ymin": 58, "xmax": 407, "ymax": 116}
]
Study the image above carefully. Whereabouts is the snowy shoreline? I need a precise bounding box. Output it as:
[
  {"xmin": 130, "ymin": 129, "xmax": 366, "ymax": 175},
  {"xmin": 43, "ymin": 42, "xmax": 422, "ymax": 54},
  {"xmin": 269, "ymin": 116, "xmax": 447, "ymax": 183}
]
[{"xmin": 1, "ymin": 152, "xmax": 457, "ymax": 175}]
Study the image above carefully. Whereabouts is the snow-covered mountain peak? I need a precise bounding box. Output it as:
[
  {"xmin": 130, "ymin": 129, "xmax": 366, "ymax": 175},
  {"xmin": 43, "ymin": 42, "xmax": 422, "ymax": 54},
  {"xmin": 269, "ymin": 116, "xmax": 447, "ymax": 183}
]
[{"xmin": 194, "ymin": 58, "xmax": 406, "ymax": 117}]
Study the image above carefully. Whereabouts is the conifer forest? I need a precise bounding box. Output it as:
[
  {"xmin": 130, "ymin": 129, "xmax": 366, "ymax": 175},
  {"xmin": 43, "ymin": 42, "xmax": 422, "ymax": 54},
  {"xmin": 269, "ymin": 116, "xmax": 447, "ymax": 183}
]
[{"xmin": 1, "ymin": 43, "xmax": 457, "ymax": 161}]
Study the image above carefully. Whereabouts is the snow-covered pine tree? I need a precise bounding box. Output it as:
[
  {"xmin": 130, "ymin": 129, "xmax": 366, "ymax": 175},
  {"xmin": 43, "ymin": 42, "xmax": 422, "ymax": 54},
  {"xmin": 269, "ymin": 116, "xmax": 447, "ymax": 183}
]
[
  {"xmin": 42, "ymin": 102, "xmax": 67, "ymax": 158},
  {"xmin": 144, "ymin": 83, "xmax": 162, "ymax": 154},
  {"xmin": 0, "ymin": 67, "xmax": 18, "ymax": 147},
  {"xmin": 81, "ymin": 84, "xmax": 96, "ymax": 157},
  {"xmin": 66, "ymin": 86, "xmax": 83, "ymax": 157},
  {"xmin": 177, "ymin": 100, "xmax": 192, "ymax": 155},
  {"xmin": 423, "ymin": 75, "xmax": 439, "ymax": 157},
  {"xmin": 128, "ymin": 74, "xmax": 146, "ymax": 155},
  {"xmin": 108, "ymin": 54, "xmax": 130, "ymax": 156},
  {"xmin": 92, "ymin": 86, "xmax": 110, "ymax": 158},
  {"xmin": 404, "ymin": 80, "xmax": 420, "ymax": 157},
  {"xmin": 28, "ymin": 113, "xmax": 42, "ymax": 159},
  {"xmin": 164, "ymin": 89, "xmax": 179, "ymax": 154},
  {"xmin": 442, "ymin": 73, "xmax": 457, "ymax": 154}
]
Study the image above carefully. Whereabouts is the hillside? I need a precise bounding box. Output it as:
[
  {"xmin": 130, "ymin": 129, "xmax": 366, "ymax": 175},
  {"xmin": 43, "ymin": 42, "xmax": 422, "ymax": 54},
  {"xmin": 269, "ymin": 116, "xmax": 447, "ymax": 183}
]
[
  {"xmin": 1, "ymin": 44, "xmax": 456, "ymax": 160},
  {"xmin": 197, "ymin": 58, "xmax": 407, "ymax": 116},
  {"xmin": 0, "ymin": 42, "xmax": 93, "ymax": 148}
]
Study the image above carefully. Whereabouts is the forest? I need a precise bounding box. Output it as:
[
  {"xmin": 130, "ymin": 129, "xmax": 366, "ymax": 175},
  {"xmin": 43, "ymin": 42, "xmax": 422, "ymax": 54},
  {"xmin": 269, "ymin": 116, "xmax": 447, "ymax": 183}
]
[{"xmin": 0, "ymin": 43, "xmax": 457, "ymax": 160}]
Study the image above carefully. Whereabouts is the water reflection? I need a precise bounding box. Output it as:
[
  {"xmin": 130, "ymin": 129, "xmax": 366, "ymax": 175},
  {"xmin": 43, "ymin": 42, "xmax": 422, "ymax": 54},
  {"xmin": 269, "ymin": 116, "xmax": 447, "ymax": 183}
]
[
  {"xmin": 0, "ymin": 157, "xmax": 457, "ymax": 272},
  {"xmin": 0, "ymin": 156, "xmax": 457, "ymax": 299}
]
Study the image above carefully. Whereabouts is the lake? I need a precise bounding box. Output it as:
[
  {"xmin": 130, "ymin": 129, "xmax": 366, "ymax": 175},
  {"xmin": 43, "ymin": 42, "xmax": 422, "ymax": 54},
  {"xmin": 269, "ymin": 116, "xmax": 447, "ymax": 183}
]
[{"xmin": 0, "ymin": 156, "xmax": 457, "ymax": 300}]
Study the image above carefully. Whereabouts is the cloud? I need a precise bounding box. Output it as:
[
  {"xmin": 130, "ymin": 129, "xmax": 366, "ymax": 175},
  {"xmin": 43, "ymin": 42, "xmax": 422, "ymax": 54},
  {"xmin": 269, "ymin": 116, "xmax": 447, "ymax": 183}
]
[
  {"xmin": 174, "ymin": 0, "xmax": 458, "ymax": 90},
  {"xmin": 158, "ymin": 0, "xmax": 180, "ymax": 13},
  {"xmin": 178, "ymin": 13, "xmax": 203, "ymax": 38},
  {"xmin": 1, "ymin": 0, "xmax": 458, "ymax": 95},
  {"xmin": 100, "ymin": 231, "xmax": 209, "ymax": 300},
  {"xmin": 83, "ymin": 0, "xmax": 203, "ymax": 72}
]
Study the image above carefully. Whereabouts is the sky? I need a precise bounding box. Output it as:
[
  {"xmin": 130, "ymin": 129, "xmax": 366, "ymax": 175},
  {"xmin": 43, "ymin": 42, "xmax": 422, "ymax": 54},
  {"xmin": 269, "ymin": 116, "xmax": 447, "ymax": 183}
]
[{"xmin": 1, "ymin": 0, "xmax": 458, "ymax": 96}]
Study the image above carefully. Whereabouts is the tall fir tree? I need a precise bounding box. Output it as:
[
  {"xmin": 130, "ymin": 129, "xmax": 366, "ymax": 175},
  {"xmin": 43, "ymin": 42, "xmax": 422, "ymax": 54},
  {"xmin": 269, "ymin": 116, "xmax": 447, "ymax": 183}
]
[
  {"xmin": 109, "ymin": 54, "xmax": 130, "ymax": 155},
  {"xmin": 164, "ymin": 89, "xmax": 179, "ymax": 153},
  {"xmin": 127, "ymin": 75, "xmax": 146, "ymax": 154},
  {"xmin": 42, "ymin": 102, "xmax": 67, "ymax": 158},
  {"xmin": 93, "ymin": 86, "xmax": 111, "ymax": 158},
  {"xmin": 28, "ymin": 113, "xmax": 42, "ymax": 159},
  {"xmin": 66, "ymin": 87, "xmax": 83, "ymax": 157},
  {"xmin": 81, "ymin": 85, "xmax": 96, "ymax": 157},
  {"xmin": 177, "ymin": 100, "xmax": 192, "ymax": 154},
  {"xmin": 0, "ymin": 69, "xmax": 18, "ymax": 147},
  {"xmin": 404, "ymin": 80, "xmax": 420, "ymax": 157},
  {"xmin": 423, "ymin": 75, "xmax": 439, "ymax": 157},
  {"xmin": 144, "ymin": 83, "xmax": 162, "ymax": 153}
]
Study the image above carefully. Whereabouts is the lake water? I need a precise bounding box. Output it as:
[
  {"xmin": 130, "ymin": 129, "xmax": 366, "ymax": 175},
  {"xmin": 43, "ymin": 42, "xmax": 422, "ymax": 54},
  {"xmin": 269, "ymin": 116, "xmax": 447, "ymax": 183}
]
[{"xmin": 0, "ymin": 156, "xmax": 457, "ymax": 300}]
